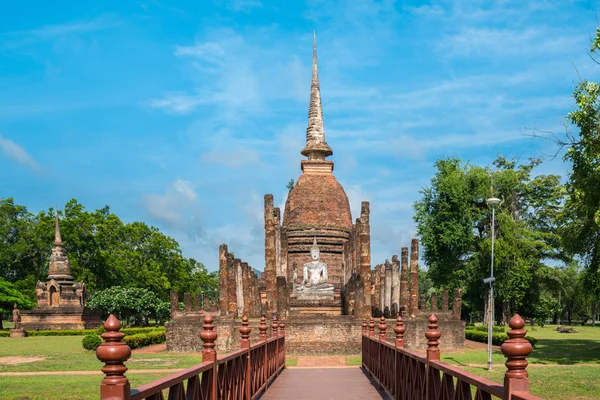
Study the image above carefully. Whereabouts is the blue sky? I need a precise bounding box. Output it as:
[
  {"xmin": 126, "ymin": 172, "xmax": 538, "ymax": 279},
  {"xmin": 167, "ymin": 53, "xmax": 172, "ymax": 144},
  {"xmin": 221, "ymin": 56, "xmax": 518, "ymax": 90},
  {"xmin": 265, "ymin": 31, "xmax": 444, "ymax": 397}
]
[{"xmin": 1, "ymin": 0, "xmax": 598, "ymax": 272}]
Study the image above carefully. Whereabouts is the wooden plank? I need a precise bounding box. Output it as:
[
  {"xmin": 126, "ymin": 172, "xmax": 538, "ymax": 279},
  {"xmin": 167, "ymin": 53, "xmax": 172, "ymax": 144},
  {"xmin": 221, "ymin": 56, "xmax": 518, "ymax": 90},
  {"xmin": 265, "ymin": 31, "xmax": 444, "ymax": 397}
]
[{"xmin": 260, "ymin": 368, "xmax": 388, "ymax": 400}]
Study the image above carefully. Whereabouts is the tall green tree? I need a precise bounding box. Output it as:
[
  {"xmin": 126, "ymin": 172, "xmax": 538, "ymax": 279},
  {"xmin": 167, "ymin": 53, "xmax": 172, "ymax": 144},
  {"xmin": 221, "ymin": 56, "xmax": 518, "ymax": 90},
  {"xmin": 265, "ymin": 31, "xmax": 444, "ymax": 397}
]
[
  {"xmin": 0, "ymin": 198, "xmax": 217, "ymax": 302},
  {"xmin": 559, "ymin": 27, "xmax": 600, "ymax": 325},
  {"xmin": 414, "ymin": 156, "xmax": 565, "ymax": 321}
]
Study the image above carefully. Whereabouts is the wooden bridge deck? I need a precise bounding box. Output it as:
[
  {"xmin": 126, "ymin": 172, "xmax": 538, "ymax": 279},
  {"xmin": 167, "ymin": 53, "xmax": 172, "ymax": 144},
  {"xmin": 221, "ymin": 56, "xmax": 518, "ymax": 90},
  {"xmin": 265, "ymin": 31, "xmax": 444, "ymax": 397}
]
[{"xmin": 259, "ymin": 367, "xmax": 388, "ymax": 399}]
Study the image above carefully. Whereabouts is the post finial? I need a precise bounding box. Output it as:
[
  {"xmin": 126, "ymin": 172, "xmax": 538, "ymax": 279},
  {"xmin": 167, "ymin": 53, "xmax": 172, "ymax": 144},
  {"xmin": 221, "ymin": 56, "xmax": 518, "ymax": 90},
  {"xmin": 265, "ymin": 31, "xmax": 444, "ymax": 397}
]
[
  {"xmin": 240, "ymin": 315, "xmax": 251, "ymax": 349},
  {"xmin": 279, "ymin": 318, "xmax": 286, "ymax": 336},
  {"xmin": 259, "ymin": 316, "xmax": 268, "ymax": 341},
  {"xmin": 501, "ymin": 314, "xmax": 532, "ymax": 394},
  {"xmin": 96, "ymin": 314, "xmax": 131, "ymax": 398},
  {"xmin": 378, "ymin": 316, "xmax": 387, "ymax": 341},
  {"xmin": 271, "ymin": 315, "xmax": 279, "ymax": 338},
  {"xmin": 394, "ymin": 315, "xmax": 406, "ymax": 348},
  {"xmin": 368, "ymin": 317, "xmax": 375, "ymax": 337},
  {"xmin": 200, "ymin": 314, "xmax": 217, "ymax": 362},
  {"xmin": 425, "ymin": 314, "xmax": 441, "ymax": 361},
  {"xmin": 361, "ymin": 318, "xmax": 367, "ymax": 334}
]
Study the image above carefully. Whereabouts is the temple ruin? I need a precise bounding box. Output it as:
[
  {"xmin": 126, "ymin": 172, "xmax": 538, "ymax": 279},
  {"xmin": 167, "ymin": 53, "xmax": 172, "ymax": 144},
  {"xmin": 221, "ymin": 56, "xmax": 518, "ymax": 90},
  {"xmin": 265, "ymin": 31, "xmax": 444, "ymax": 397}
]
[
  {"xmin": 168, "ymin": 33, "xmax": 465, "ymax": 353},
  {"xmin": 20, "ymin": 212, "xmax": 101, "ymax": 330}
]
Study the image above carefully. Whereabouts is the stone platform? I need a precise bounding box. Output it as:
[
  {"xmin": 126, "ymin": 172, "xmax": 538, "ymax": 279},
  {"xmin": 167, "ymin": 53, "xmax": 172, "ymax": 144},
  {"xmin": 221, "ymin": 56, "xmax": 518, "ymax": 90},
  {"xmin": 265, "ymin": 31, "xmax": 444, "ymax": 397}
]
[
  {"xmin": 166, "ymin": 314, "xmax": 362, "ymax": 355},
  {"xmin": 289, "ymin": 297, "xmax": 342, "ymax": 316},
  {"xmin": 9, "ymin": 329, "xmax": 26, "ymax": 338},
  {"xmin": 20, "ymin": 307, "xmax": 102, "ymax": 330}
]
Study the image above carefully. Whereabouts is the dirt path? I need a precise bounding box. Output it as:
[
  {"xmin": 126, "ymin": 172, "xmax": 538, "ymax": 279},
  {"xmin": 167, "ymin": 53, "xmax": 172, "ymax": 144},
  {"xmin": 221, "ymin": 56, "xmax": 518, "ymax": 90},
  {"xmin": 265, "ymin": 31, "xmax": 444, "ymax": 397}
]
[
  {"xmin": 132, "ymin": 343, "xmax": 167, "ymax": 354},
  {"xmin": 295, "ymin": 355, "xmax": 357, "ymax": 368}
]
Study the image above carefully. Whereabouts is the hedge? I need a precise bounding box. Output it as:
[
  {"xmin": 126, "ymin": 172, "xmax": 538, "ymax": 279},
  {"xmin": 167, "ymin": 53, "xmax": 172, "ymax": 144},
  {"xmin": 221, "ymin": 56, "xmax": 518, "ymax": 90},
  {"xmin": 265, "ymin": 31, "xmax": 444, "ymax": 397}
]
[
  {"xmin": 0, "ymin": 326, "xmax": 164, "ymax": 337},
  {"xmin": 470, "ymin": 325, "xmax": 506, "ymax": 334},
  {"xmin": 465, "ymin": 329, "xmax": 537, "ymax": 348},
  {"xmin": 123, "ymin": 331, "xmax": 166, "ymax": 350}
]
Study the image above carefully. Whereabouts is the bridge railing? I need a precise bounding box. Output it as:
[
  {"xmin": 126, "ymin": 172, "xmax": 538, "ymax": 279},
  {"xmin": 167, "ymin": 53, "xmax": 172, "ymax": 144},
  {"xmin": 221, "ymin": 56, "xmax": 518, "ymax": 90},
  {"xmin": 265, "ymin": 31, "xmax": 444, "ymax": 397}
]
[
  {"xmin": 96, "ymin": 314, "xmax": 285, "ymax": 400},
  {"xmin": 362, "ymin": 313, "xmax": 544, "ymax": 400}
]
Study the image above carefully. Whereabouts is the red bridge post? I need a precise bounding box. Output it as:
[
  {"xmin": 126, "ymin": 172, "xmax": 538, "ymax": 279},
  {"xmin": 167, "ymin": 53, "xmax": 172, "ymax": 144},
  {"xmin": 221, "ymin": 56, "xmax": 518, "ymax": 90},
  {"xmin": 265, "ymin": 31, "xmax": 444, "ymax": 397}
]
[
  {"xmin": 501, "ymin": 314, "xmax": 533, "ymax": 400},
  {"xmin": 259, "ymin": 316, "xmax": 268, "ymax": 385},
  {"xmin": 240, "ymin": 315, "xmax": 251, "ymax": 400},
  {"xmin": 279, "ymin": 318, "xmax": 286, "ymax": 370},
  {"xmin": 97, "ymin": 314, "xmax": 131, "ymax": 400},
  {"xmin": 425, "ymin": 314, "xmax": 441, "ymax": 399},
  {"xmin": 200, "ymin": 314, "xmax": 218, "ymax": 400}
]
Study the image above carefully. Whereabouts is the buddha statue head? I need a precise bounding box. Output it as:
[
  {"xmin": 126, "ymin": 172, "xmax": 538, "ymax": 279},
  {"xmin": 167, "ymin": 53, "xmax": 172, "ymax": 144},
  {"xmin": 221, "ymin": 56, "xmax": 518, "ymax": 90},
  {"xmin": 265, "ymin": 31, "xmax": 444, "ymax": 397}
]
[{"xmin": 310, "ymin": 237, "xmax": 320, "ymax": 262}]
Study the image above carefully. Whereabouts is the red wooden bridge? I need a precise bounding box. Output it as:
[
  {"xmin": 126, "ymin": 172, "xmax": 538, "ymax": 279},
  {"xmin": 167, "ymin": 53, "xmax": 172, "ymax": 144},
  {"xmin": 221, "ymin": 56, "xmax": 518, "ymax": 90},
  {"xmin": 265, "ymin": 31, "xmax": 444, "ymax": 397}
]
[{"xmin": 97, "ymin": 313, "xmax": 543, "ymax": 400}]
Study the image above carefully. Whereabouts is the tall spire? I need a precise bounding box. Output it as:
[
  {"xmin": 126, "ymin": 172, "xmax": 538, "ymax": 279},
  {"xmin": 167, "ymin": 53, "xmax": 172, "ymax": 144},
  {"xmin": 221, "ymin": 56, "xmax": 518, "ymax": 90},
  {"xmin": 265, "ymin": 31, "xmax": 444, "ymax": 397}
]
[
  {"xmin": 301, "ymin": 31, "xmax": 333, "ymax": 160},
  {"xmin": 54, "ymin": 209, "xmax": 62, "ymax": 246}
]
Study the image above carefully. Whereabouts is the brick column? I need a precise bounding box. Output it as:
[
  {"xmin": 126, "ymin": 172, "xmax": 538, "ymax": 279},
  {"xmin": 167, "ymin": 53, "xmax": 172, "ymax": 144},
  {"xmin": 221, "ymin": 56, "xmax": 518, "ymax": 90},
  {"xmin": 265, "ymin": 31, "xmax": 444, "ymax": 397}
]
[
  {"xmin": 358, "ymin": 202, "xmax": 372, "ymax": 318},
  {"xmin": 378, "ymin": 264, "xmax": 385, "ymax": 316},
  {"xmin": 184, "ymin": 293, "xmax": 192, "ymax": 311},
  {"xmin": 441, "ymin": 290, "xmax": 449, "ymax": 312},
  {"xmin": 234, "ymin": 258, "xmax": 244, "ymax": 317},
  {"xmin": 218, "ymin": 244, "xmax": 229, "ymax": 314},
  {"xmin": 452, "ymin": 288, "xmax": 463, "ymax": 320},
  {"xmin": 227, "ymin": 252, "xmax": 237, "ymax": 314},
  {"xmin": 264, "ymin": 194, "xmax": 278, "ymax": 314},
  {"xmin": 409, "ymin": 239, "xmax": 419, "ymax": 318},
  {"xmin": 400, "ymin": 248, "xmax": 409, "ymax": 313},
  {"xmin": 384, "ymin": 260, "xmax": 392, "ymax": 317},
  {"xmin": 169, "ymin": 290, "xmax": 178, "ymax": 318},
  {"xmin": 242, "ymin": 262, "xmax": 250, "ymax": 316},
  {"xmin": 391, "ymin": 255, "xmax": 400, "ymax": 317}
]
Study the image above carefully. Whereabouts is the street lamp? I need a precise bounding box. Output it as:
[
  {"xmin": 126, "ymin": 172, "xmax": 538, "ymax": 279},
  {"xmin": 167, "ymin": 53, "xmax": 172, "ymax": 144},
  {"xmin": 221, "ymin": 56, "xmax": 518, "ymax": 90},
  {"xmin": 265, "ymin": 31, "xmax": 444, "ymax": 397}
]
[{"xmin": 485, "ymin": 195, "xmax": 501, "ymax": 371}]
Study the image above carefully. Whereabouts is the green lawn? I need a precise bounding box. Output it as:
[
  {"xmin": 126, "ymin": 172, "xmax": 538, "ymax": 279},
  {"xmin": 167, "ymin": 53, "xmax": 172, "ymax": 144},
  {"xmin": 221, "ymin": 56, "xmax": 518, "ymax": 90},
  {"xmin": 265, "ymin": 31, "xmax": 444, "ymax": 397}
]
[
  {"xmin": 0, "ymin": 373, "xmax": 170, "ymax": 400},
  {"xmin": 440, "ymin": 324, "xmax": 600, "ymax": 399},
  {"xmin": 0, "ymin": 336, "xmax": 203, "ymax": 373}
]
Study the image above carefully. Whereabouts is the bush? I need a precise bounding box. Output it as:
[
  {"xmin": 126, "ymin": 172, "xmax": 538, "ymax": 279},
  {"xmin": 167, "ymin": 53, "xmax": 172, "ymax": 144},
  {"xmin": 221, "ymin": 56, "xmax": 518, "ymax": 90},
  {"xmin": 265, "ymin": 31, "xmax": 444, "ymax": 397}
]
[
  {"xmin": 82, "ymin": 334, "xmax": 102, "ymax": 351},
  {"xmin": 0, "ymin": 331, "xmax": 9, "ymax": 337},
  {"xmin": 123, "ymin": 331, "xmax": 166, "ymax": 350},
  {"xmin": 465, "ymin": 329, "xmax": 537, "ymax": 348},
  {"xmin": 471, "ymin": 325, "xmax": 506, "ymax": 334}
]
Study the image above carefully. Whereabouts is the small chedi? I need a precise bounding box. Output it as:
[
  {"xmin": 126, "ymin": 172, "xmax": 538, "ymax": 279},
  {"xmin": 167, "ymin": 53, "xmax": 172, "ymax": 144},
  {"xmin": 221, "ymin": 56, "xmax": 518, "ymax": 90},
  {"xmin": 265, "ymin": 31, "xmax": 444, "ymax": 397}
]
[
  {"xmin": 20, "ymin": 212, "xmax": 101, "ymax": 330},
  {"xmin": 167, "ymin": 33, "xmax": 464, "ymax": 354}
]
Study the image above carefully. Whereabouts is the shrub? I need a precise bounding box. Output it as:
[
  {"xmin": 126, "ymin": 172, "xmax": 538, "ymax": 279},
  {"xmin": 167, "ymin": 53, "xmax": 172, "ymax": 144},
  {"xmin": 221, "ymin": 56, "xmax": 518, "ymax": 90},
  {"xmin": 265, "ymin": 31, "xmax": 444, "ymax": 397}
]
[
  {"xmin": 465, "ymin": 329, "xmax": 537, "ymax": 348},
  {"xmin": 82, "ymin": 334, "xmax": 102, "ymax": 351},
  {"xmin": 123, "ymin": 331, "xmax": 166, "ymax": 350},
  {"xmin": 471, "ymin": 325, "xmax": 506, "ymax": 334},
  {"xmin": 0, "ymin": 331, "xmax": 9, "ymax": 337}
]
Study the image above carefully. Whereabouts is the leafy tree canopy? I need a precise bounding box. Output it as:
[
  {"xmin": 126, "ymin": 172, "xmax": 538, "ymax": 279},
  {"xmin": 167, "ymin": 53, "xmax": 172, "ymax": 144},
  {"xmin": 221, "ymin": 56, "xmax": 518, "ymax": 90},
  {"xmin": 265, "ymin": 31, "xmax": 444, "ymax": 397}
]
[{"xmin": 0, "ymin": 198, "xmax": 218, "ymax": 305}]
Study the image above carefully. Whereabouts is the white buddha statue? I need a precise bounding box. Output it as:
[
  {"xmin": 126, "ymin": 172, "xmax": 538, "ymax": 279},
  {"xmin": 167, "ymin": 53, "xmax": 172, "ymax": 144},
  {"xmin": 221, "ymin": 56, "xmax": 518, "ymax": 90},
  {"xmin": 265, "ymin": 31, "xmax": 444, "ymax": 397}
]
[{"xmin": 297, "ymin": 238, "xmax": 334, "ymax": 293}]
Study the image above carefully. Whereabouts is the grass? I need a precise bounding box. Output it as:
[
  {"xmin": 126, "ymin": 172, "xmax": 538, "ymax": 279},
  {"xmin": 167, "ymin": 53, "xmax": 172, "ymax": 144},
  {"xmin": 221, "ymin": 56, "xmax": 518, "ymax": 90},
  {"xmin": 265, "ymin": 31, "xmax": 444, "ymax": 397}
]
[
  {"xmin": 346, "ymin": 356, "xmax": 361, "ymax": 366},
  {"xmin": 0, "ymin": 373, "xmax": 170, "ymax": 400},
  {"xmin": 0, "ymin": 336, "xmax": 203, "ymax": 372},
  {"xmin": 286, "ymin": 357, "xmax": 298, "ymax": 367},
  {"xmin": 443, "ymin": 324, "xmax": 600, "ymax": 400}
]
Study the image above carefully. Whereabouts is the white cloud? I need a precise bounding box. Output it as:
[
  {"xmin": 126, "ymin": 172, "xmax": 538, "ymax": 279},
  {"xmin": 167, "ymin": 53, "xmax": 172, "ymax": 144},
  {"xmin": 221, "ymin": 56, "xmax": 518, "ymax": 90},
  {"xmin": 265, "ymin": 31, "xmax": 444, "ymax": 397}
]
[
  {"xmin": 0, "ymin": 135, "xmax": 42, "ymax": 173},
  {"xmin": 141, "ymin": 179, "xmax": 199, "ymax": 228}
]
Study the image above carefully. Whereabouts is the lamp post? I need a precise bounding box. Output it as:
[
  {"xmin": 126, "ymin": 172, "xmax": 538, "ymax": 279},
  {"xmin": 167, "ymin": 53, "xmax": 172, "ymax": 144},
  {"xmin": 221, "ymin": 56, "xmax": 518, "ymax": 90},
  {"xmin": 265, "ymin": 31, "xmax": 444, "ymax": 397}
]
[{"xmin": 485, "ymin": 195, "xmax": 501, "ymax": 371}]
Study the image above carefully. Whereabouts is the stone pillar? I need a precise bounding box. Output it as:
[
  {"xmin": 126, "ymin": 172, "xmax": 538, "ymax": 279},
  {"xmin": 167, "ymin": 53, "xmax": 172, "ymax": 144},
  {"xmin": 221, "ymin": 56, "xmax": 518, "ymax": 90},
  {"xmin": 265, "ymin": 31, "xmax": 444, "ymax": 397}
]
[
  {"xmin": 234, "ymin": 258, "xmax": 244, "ymax": 317},
  {"xmin": 274, "ymin": 208, "xmax": 282, "ymax": 277},
  {"xmin": 242, "ymin": 262, "xmax": 250, "ymax": 316},
  {"xmin": 400, "ymin": 247, "xmax": 409, "ymax": 313},
  {"xmin": 227, "ymin": 252, "xmax": 237, "ymax": 314},
  {"xmin": 169, "ymin": 290, "xmax": 178, "ymax": 317},
  {"xmin": 391, "ymin": 255, "xmax": 400, "ymax": 317},
  {"xmin": 184, "ymin": 293, "xmax": 192, "ymax": 311},
  {"xmin": 430, "ymin": 292, "xmax": 438, "ymax": 312},
  {"xmin": 419, "ymin": 294, "xmax": 427, "ymax": 311},
  {"xmin": 276, "ymin": 277, "xmax": 289, "ymax": 319},
  {"xmin": 409, "ymin": 239, "xmax": 419, "ymax": 318},
  {"xmin": 384, "ymin": 260, "xmax": 392, "ymax": 317},
  {"xmin": 371, "ymin": 269, "xmax": 379, "ymax": 315},
  {"xmin": 194, "ymin": 294, "xmax": 202, "ymax": 311},
  {"xmin": 452, "ymin": 288, "xmax": 463, "ymax": 320},
  {"xmin": 358, "ymin": 202, "xmax": 372, "ymax": 318},
  {"xmin": 441, "ymin": 290, "xmax": 449, "ymax": 312},
  {"xmin": 218, "ymin": 244, "xmax": 229, "ymax": 314},
  {"xmin": 264, "ymin": 194, "xmax": 278, "ymax": 314},
  {"xmin": 379, "ymin": 264, "xmax": 385, "ymax": 317}
]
